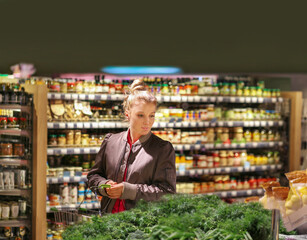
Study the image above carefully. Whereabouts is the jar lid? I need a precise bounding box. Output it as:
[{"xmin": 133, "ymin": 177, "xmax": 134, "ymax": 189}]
[{"xmin": 58, "ymin": 134, "xmax": 66, "ymax": 137}]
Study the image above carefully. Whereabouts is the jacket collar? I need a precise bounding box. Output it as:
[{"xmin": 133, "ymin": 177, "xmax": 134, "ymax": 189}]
[{"xmin": 123, "ymin": 129, "xmax": 152, "ymax": 145}]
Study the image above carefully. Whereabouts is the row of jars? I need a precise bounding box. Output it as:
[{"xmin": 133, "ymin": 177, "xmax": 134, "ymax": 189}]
[
  {"xmin": 0, "ymin": 200, "xmax": 27, "ymax": 220},
  {"xmin": 48, "ymin": 130, "xmax": 105, "ymax": 147},
  {"xmin": 153, "ymin": 127, "xmax": 281, "ymax": 145},
  {"xmin": 47, "ymin": 182, "xmax": 101, "ymax": 206},
  {"xmin": 0, "ymin": 169, "xmax": 28, "ymax": 190},
  {"xmin": 176, "ymin": 150, "xmax": 280, "ymax": 170},
  {"xmin": 0, "ymin": 226, "xmax": 28, "ymax": 239},
  {"xmin": 157, "ymin": 106, "xmax": 281, "ymax": 122},
  {"xmin": 0, "ymin": 115, "xmax": 28, "ymax": 129},
  {"xmin": 47, "ymin": 154, "xmax": 95, "ymax": 169},
  {"xmin": 176, "ymin": 176, "xmax": 277, "ymax": 194},
  {"xmin": 0, "ymin": 142, "xmax": 26, "ymax": 157}
]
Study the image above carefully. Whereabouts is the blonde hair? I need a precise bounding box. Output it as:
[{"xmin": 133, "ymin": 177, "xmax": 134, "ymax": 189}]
[{"xmin": 123, "ymin": 79, "xmax": 157, "ymax": 113}]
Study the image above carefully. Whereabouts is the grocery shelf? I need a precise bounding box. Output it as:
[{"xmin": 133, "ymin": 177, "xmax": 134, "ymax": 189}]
[
  {"xmin": 47, "ymin": 141, "xmax": 284, "ymax": 155},
  {"xmin": 46, "ymin": 202, "xmax": 100, "ymax": 212},
  {"xmin": 177, "ymin": 164, "xmax": 283, "ymax": 177},
  {"xmin": 47, "ymin": 147, "xmax": 100, "ymax": 155},
  {"xmin": 47, "ymin": 120, "xmax": 284, "ymax": 129},
  {"xmin": 173, "ymin": 141, "xmax": 283, "ymax": 151},
  {"xmin": 0, "ymin": 104, "xmax": 32, "ymax": 113},
  {"xmin": 203, "ymin": 188, "xmax": 264, "ymax": 198},
  {"xmin": 0, "ymin": 219, "xmax": 30, "ymax": 228},
  {"xmin": 0, "ymin": 189, "xmax": 31, "ymax": 196},
  {"xmin": 0, "ymin": 158, "xmax": 29, "ymax": 166},
  {"xmin": 0, "ymin": 129, "xmax": 30, "ymax": 137},
  {"xmin": 48, "ymin": 93, "xmax": 283, "ymax": 104},
  {"xmin": 47, "ymin": 175, "xmax": 88, "ymax": 184}
]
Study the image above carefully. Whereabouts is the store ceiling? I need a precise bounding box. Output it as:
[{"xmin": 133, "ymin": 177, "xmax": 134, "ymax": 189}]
[{"xmin": 0, "ymin": 1, "xmax": 307, "ymax": 76}]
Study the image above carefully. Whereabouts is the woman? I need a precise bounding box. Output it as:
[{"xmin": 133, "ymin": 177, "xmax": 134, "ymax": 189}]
[{"xmin": 87, "ymin": 79, "xmax": 176, "ymax": 214}]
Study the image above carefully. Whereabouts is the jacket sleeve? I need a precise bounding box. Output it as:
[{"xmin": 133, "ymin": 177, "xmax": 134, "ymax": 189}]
[
  {"xmin": 121, "ymin": 141, "xmax": 176, "ymax": 201},
  {"xmin": 87, "ymin": 133, "xmax": 112, "ymax": 196}
]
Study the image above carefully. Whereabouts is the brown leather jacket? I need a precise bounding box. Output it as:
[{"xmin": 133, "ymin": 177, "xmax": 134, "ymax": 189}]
[{"xmin": 87, "ymin": 130, "xmax": 176, "ymax": 213}]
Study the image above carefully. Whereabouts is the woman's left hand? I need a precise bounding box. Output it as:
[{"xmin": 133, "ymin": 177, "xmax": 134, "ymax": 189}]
[{"xmin": 106, "ymin": 183, "xmax": 124, "ymax": 199}]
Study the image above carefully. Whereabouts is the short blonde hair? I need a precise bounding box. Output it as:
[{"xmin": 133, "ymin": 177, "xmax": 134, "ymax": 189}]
[{"xmin": 123, "ymin": 79, "xmax": 157, "ymax": 113}]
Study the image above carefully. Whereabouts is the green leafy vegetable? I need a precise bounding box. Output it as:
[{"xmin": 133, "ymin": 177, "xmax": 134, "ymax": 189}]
[{"xmin": 62, "ymin": 194, "xmax": 296, "ymax": 240}]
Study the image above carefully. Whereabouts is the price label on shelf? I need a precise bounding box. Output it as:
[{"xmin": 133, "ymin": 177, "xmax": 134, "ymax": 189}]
[
  {"xmin": 217, "ymin": 96, "xmax": 223, "ymax": 102},
  {"xmin": 258, "ymin": 97, "xmax": 264, "ymax": 103},
  {"xmin": 246, "ymin": 97, "xmax": 251, "ymax": 103},
  {"xmin": 254, "ymin": 121, "xmax": 260, "ymax": 127},
  {"xmin": 100, "ymin": 95, "xmax": 107, "ymax": 100},
  {"xmin": 268, "ymin": 121, "xmax": 274, "ymax": 127},
  {"xmin": 251, "ymin": 166, "xmax": 256, "ymax": 171},
  {"xmin": 221, "ymin": 192, "xmax": 227, "ymax": 198},
  {"xmin": 216, "ymin": 168, "xmax": 221, "ymax": 174},
  {"xmin": 228, "ymin": 121, "xmax": 233, "ymax": 127},
  {"xmin": 197, "ymin": 169, "xmax": 203, "ymax": 175},
  {"xmin": 171, "ymin": 96, "xmax": 181, "ymax": 102},
  {"xmin": 200, "ymin": 96, "xmax": 207, "ymax": 102},
  {"xmin": 231, "ymin": 191, "xmax": 237, "ymax": 197},
  {"xmin": 182, "ymin": 96, "xmax": 188, "ymax": 102},
  {"xmin": 88, "ymin": 94, "xmax": 95, "ymax": 100},
  {"xmin": 230, "ymin": 97, "xmax": 236, "ymax": 102},
  {"xmin": 261, "ymin": 165, "xmax": 268, "ymax": 171},
  {"xmin": 79, "ymin": 94, "xmax": 86, "ymax": 100},
  {"xmin": 279, "ymin": 121, "xmax": 284, "ymax": 126},
  {"xmin": 182, "ymin": 122, "xmax": 189, "ymax": 127},
  {"xmin": 239, "ymin": 143, "xmax": 245, "ymax": 148},
  {"xmin": 184, "ymin": 144, "xmax": 191, "ymax": 150},
  {"xmin": 174, "ymin": 122, "xmax": 181, "ymax": 127},
  {"xmin": 190, "ymin": 122, "xmax": 197, "ymax": 127},
  {"xmin": 204, "ymin": 122, "xmax": 209, "ymax": 127},
  {"xmin": 84, "ymin": 148, "xmax": 90, "ymax": 154},
  {"xmin": 203, "ymin": 169, "xmax": 209, "ymax": 175},
  {"xmin": 51, "ymin": 178, "xmax": 58, "ymax": 184},
  {"xmin": 209, "ymin": 97, "xmax": 215, "ymax": 102},
  {"xmin": 239, "ymin": 97, "xmax": 245, "ymax": 103},
  {"xmin": 237, "ymin": 167, "xmax": 243, "ymax": 172},
  {"xmin": 59, "ymin": 123, "xmax": 65, "ymax": 128},
  {"xmin": 244, "ymin": 121, "xmax": 249, "ymax": 127},
  {"xmin": 215, "ymin": 144, "xmax": 222, "ymax": 148},
  {"xmin": 60, "ymin": 149, "xmax": 67, "ymax": 154},
  {"xmin": 249, "ymin": 121, "xmax": 255, "ymax": 127},
  {"xmin": 47, "ymin": 122, "xmax": 54, "ymax": 129},
  {"xmin": 189, "ymin": 170, "xmax": 196, "ymax": 176},
  {"xmin": 247, "ymin": 190, "xmax": 252, "ymax": 195},
  {"xmin": 252, "ymin": 97, "xmax": 257, "ymax": 103},
  {"xmin": 176, "ymin": 145, "xmax": 183, "ymax": 151},
  {"xmin": 252, "ymin": 142, "xmax": 258, "ymax": 147},
  {"xmin": 160, "ymin": 122, "xmax": 166, "ymax": 128},
  {"xmin": 195, "ymin": 144, "xmax": 201, "ymax": 150},
  {"xmin": 163, "ymin": 96, "xmax": 170, "ymax": 102},
  {"xmin": 224, "ymin": 167, "xmax": 231, "ymax": 173},
  {"xmin": 64, "ymin": 93, "xmax": 71, "ymax": 100},
  {"xmin": 194, "ymin": 96, "xmax": 203, "ymax": 102},
  {"xmin": 53, "ymin": 93, "xmax": 61, "ymax": 99},
  {"xmin": 260, "ymin": 121, "xmax": 266, "ymax": 127},
  {"xmin": 257, "ymin": 189, "xmax": 263, "ymax": 194},
  {"xmin": 67, "ymin": 123, "xmax": 74, "ymax": 128},
  {"xmin": 109, "ymin": 122, "xmax": 116, "ymax": 128},
  {"xmin": 269, "ymin": 142, "xmax": 274, "ymax": 147},
  {"xmin": 84, "ymin": 122, "xmax": 90, "ymax": 128},
  {"xmin": 272, "ymin": 98, "xmax": 277, "ymax": 103},
  {"xmin": 92, "ymin": 122, "xmax": 98, "ymax": 128},
  {"xmin": 77, "ymin": 123, "xmax": 83, "ymax": 128},
  {"xmin": 71, "ymin": 94, "xmax": 78, "ymax": 100}
]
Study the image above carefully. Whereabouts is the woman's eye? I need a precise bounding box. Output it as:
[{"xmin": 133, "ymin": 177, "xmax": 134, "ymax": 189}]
[
  {"xmin": 138, "ymin": 114, "xmax": 144, "ymax": 117},
  {"xmin": 150, "ymin": 115, "xmax": 155, "ymax": 118}
]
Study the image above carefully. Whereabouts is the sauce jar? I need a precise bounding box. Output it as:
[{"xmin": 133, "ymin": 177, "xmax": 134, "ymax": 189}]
[
  {"xmin": 244, "ymin": 129, "xmax": 252, "ymax": 142},
  {"xmin": 48, "ymin": 134, "xmax": 58, "ymax": 146},
  {"xmin": 59, "ymin": 79, "xmax": 67, "ymax": 93},
  {"xmin": 233, "ymin": 127, "xmax": 244, "ymax": 143},
  {"xmin": 252, "ymin": 129, "xmax": 260, "ymax": 142},
  {"xmin": 57, "ymin": 134, "xmax": 66, "ymax": 146},
  {"xmin": 13, "ymin": 143, "xmax": 25, "ymax": 157},
  {"xmin": 19, "ymin": 117, "xmax": 27, "ymax": 129},
  {"xmin": 66, "ymin": 130, "xmax": 74, "ymax": 145},
  {"xmin": 81, "ymin": 134, "xmax": 89, "ymax": 146},
  {"xmin": 74, "ymin": 130, "xmax": 82, "ymax": 145},
  {"xmin": 1, "ymin": 143, "xmax": 13, "ymax": 156},
  {"xmin": 67, "ymin": 79, "xmax": 76, "ymax": 93},
  {"xmin": 89, "ymin": 135, "xmax": 98, "ymax": 145},
  {"xmin": 219, "ymin": 151, "xmax": 228, "ymax": 166},
  {"xmin": 7, "ymin": 117, "xmax": 18, "ymax": 128},
  {"xmin": 0, "ymin": 116, "xmax": 7, "ymax": 129},
  {"xmin": 260, "ymin": 129, "xmax": 267, "ymax": 141}
]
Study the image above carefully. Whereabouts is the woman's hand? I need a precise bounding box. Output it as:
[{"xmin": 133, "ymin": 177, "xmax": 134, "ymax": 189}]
[{"xmin": 105, "ymin": 182, "xmax": 124, "ymax": 199}]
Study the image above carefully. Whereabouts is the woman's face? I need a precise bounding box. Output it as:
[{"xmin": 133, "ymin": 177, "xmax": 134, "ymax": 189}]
[{"xmin": 127, "ymin": 99, "xmax": 156, "ymax": 139}]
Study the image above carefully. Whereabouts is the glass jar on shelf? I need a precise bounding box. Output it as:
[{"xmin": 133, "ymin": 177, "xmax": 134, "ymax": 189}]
[
  {"xmin": 260, "ymin": 129, "xmax": 267, "ymax": 142},
  {"xmin": 59, "ymin": 79, "xmax": 67, "ymax": 93},
  {"xmin": 48, "ymin": 134, "xmax": 57, "ymax": 146},
  {"xmin": 229, "ymin": 83, "xmax": 236, "ymax": 96},
  {"xmin": 252, "ymin": 129, "xmax": 260, "ymax": 142},
  {"xmin": 250, "ymin": 87, "xmax": 256, "ymax": 97},
  {"xmin": 0, "ymin": 143, "xmax": 13, "ymax": 156},
  {"xmin": 66, "ymin": 130, "xmax": 74, "ymax": 145},
  {"xmin": 74, "ymin": 130, "xmax": 82, "ymax": 145},
  {"xmin": 81, "ymin": 134, "xmax": 89, "ymax": 146},
  {"xmin": 243, "ymin": 86, "xmax": 250, "ymax": 96},
  {"xmin": 57, "ymin": 134, "xmax": 66, "ymax": 146},
  {"xmin": 75, "ymin": 80, "xmax": 83, "ymax": 94},
  {"xmin": 0, "ymin": 116, "xmax": 7, "ymax": 129},
  {"xmin": 233, "ymin": 127, "xmax": 244, "ymax": 143},
  {"xmin": 67, "ymin": 79, "xmax": 76, "ymax": 93}
]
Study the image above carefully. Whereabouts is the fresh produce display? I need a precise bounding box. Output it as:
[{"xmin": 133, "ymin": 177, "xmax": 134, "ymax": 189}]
[{"xmin": 62, "ymin": 194, "xmax": 295, "ymax": 240}]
